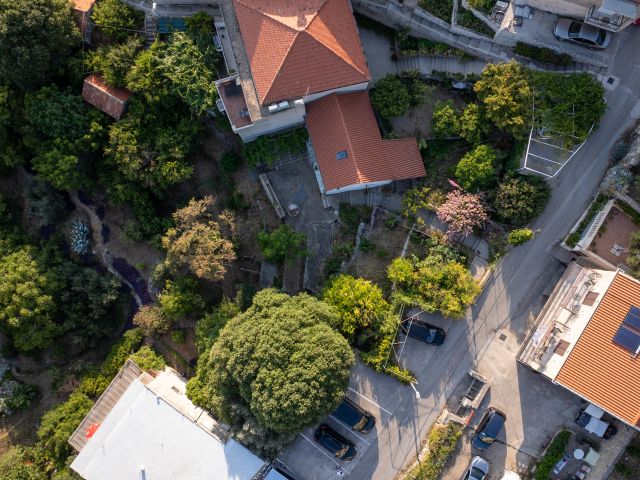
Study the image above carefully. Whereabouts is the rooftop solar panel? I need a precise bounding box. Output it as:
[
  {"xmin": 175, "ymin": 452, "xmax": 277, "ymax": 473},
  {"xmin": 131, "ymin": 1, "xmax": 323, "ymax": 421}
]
[
  {"xmin": 613, "ymin": 324, "xmax": 640, "ymax": 354},
  {"xmin": 623, "ymin": 305, "xmax": 640, "ymax": 332}
]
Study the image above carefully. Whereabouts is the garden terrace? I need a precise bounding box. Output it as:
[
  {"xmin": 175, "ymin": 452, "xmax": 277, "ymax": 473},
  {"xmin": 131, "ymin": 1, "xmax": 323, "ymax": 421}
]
[
  {"xmin": 215, "ymin": 76, "xmax": 252, "ymax": 130},
  {"xmin": 587, "ymin": 202, "xmax": 640, "ymax": 269}
]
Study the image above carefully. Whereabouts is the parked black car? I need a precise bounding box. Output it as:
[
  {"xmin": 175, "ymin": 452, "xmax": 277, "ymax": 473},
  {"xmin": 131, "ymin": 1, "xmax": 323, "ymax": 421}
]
[
  {"xmin": 472, "ymin": 407, "xmax": 506, "ymax": 450},
  {"xmin": 313, "ymin": 424, "xmax": 357, "ymax": 461},
  {"xmin": 332, "ymin": 397, "xmax": 376, "ymax": 433},
  {"xmin": 401, "ymin": 319, "xmax": 446, "ymax": 345}
]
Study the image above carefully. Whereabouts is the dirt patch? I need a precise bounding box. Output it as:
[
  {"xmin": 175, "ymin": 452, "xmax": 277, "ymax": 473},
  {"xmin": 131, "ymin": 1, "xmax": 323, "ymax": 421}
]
[
  {"xmin": 390, "ymin": 84, "xmax": 466, "ymax": 139},
  {"xmin": 347, "ymin": 210, "xmax": 409, "ymax": 292}
]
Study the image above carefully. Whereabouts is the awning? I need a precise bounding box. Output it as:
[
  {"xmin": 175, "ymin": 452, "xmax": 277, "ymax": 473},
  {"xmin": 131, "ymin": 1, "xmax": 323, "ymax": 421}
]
[{"xmin": 601, "ymin": 0, "xmax": 640, "ymax": 18}]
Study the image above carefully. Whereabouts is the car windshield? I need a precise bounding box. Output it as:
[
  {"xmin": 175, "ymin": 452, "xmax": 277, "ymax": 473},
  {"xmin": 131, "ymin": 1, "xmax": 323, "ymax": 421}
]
[
  {"xmin": 337, "ymin": 445, "xmax": 349, "ymax": 457},
  {"xmin": 471, "ymin": 467, "xmax": 486, "ymax": 479},
  {"xmin": 596, "ymin": 30, "xmax": 606, "ymax": 45},
  {"xmin": 354, "ymin": 415, "xmax": 368, "ymax": 431}
]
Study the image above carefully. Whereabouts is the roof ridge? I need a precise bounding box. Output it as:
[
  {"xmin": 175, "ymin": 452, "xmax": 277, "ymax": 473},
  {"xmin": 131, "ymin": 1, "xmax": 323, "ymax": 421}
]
[
  {"xmin": 259, "ymin": 29, "xmax": 302, "ymax": 104},
  {"xmin": 305, "ymin": 0, "xmax": 368, "ymax": 77},
  {"xmin": 301, "ymin": 31, "xmax": 369, "ymax": 79},
  {"xmin": 333, "ymin": 94, "xmax": 361, "ymax": 182}
]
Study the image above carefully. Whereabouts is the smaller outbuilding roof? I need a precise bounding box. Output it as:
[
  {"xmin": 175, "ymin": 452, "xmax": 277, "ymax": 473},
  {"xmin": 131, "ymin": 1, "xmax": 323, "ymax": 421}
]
[
  {"xmin": 73, "ymin": 0, "xmax": 95, "ymax": 13},
  {"xmin": 82, "ymin": 74, "xmax": 131, "ymax": 120},
  {"xmin": 306, "ymin": 91, "xmax": 425, "ymax": 193}
]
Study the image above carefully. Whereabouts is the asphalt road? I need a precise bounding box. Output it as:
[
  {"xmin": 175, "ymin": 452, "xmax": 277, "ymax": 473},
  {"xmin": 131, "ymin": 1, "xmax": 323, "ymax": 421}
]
[{"xmin": 347, "ymin": 26, "xmax": 640, "ymax": 480}]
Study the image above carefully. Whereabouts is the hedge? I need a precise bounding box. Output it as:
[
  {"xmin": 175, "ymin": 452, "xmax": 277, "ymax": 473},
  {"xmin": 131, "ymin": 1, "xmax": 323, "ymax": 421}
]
[
  {"xmin": 405, "ymin": 422, "xmax": 463, "ymax": 480},
  {"xmin": 514, "ymin": 42, "xmax": 572, "ymax": 66},
  {"xmin": 534, "ymin": 430, "xmax": 571, "ymax": 480}
]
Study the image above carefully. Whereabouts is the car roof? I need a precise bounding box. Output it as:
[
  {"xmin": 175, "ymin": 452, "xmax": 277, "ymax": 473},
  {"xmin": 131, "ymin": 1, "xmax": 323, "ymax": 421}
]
[
  {"xmin": 577, "ymin": 22, "xmax": 602, "ymax": 42},
  {"xmin": 484, "ymin": 411, "xmax": 505, "ymax": 434}
]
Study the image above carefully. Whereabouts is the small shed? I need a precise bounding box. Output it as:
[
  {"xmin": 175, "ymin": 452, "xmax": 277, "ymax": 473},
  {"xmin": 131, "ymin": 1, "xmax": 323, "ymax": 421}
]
[
  {"xmin": 73, "ymin": 0, "xmax": 96, "ymax": 43},
  {"xmin": 82, "ymin": 74, "xmax": 131, "ymax": 120}
]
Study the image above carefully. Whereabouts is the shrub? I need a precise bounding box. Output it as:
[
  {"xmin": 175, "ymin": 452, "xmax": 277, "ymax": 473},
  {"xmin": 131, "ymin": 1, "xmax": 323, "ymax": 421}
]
[
  {"xmin": 494, "ymin": 175, "xmax": 550, "ymax": 226},
  {"xmin": 469, "ymin": 0, "xmax": 494, "ymax": 14},
  {"xmin": 455, "ymin": 145, "xmax": 496, "ymax": 191},
  {"xmin": 507, "ymin": 228, "xmax": 534, "ymax": 246},
  {"xmin": 514, "ymin": 42, "xmax": 572, "ymax": 66},
  {"xmin": 405, "ymin": 422, "xmax": 463, "ymax": 480},
  {"xmin": 218, "ymin": 150, "xmax": 242, "ymax": 173},
  {"xmin": 534, "ymin": 430, "xmax": 571, "ymax": 480},
  {"xmin": 432, "ymin": 100, "xmax": 459, "ymax": 138},
  {"xmin": 418, "ymin": 0, "xmax": 453, "ymax": 23},
  {"xmin": 159, "ymin": 277, "xmax": 205, "ymax": 321},
  {"xmin": 457, "ymin": 8, "xmax": 494, "ymax": 37},
  {"xmin": 457, "ymin": 103, "xmax": 487, "ymax": 145},
  {"xmin": 436, "ymin": 190, "xmax": 488, "ymax": 240},
  {"xmin": 371, "ymin": 75, "xmax": 411, "ymax": 119},
  {"xmin": 322, "ymin": 275, "xmax": 389, "ymax": 342},
  {"xmin": 258, "ymin": 224, "xmax": 306, "ymax": 264},
  {"xmin": 128, "ymin": 345, "xmax": 166, "ymax": 371},
  {"xmin": 133, "ymin": 305, "xmax": 170, "ymax": 337}
]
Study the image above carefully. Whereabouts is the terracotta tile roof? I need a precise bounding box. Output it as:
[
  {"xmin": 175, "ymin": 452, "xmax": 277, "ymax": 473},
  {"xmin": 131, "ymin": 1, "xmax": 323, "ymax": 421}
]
[
  {"xmin": 306, "ymin": 92, "xmax": 425, "ymax": 192},
  {"xmin": 233, "ymin": 0, "xmax": 370, "ymax": 105},
  {"xmin": 556, "ymin": 272, "xmax": 640, "ymax": 427},
  {"xmin": 82, "ymin": 74, "xmax": 131, "ymax": 120},
  {"xmin": 73, "ymin": 0, "xmax": 95, "ymax": 13}
]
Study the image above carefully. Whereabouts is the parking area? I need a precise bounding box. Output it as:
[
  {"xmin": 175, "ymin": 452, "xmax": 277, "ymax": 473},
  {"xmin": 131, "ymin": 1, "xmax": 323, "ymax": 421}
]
[{"xmin": 522, "ymin": 129, "xmax": 586, "ymax": 178}]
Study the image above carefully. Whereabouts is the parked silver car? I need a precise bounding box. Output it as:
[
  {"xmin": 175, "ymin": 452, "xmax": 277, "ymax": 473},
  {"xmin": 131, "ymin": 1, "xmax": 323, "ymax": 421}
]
[
  {"xmin": 553, "ymin": 17, "xmax": 611, "ymax": 49},
  {"xmin": 462, "ymin": 456, "xmax": 490, "ymax": 480}
]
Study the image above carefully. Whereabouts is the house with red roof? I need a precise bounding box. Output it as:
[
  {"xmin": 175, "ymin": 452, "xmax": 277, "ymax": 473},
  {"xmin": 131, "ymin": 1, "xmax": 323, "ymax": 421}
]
[{"xmin": 215, "ymin": 0, "xmax": 425, "ymax": 194}]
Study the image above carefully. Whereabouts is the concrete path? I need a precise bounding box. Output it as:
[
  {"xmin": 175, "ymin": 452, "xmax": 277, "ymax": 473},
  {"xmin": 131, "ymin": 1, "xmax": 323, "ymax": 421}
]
[{"xmin": 343, "ymin": 23, "xmax": 640, "ymax": 480}]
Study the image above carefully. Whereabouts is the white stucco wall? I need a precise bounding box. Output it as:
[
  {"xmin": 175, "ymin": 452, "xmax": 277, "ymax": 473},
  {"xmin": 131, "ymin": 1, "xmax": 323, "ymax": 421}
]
[
  {"xmin": 326, "ymin": 180, "xmax": 391, "ymax": 195},
  {"xmin": 236, "ymin": 101, "xmax": 306, "ymax": 142},
  {"xmin": 304, "ymin": 81, "xmax": 370, "ymax": 103}
]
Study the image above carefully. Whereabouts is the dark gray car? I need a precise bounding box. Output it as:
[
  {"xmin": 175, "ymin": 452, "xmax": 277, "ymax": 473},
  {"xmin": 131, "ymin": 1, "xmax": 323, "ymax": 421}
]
[
  {"xmin": 553, "ymin": 18, "xmax": 611, "ymax": 49},
  {"xmin": 332, "ymin": 397, "xmax": 376, "ymax": 433}
]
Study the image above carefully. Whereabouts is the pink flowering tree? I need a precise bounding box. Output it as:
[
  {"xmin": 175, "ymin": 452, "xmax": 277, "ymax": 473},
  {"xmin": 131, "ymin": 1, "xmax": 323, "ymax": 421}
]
[{"xmin": 436, "ymin": 190, "xmax": 488, "ymax": 241}]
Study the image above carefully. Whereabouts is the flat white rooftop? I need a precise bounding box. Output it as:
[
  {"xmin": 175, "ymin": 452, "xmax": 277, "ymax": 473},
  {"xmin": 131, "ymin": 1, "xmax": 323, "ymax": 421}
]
[{"xmin": 71, "ymin": 371, "xmax": 265, "ymax": 480}]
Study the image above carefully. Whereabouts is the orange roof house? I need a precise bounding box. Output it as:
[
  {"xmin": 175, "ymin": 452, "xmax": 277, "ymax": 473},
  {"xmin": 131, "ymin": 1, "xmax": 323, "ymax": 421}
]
[
  {"xmin": 306, "ymin": 92, "xmax": 426, "ymax": 194},
  {"xmin": 232, "ymin": 0, "xmax": 370, "ymax": 106},
  {"xmin": 82, "ymin": 74, "xmax": 131, "ymax": 120},
  {"xmin": 556, "ymin": 272, "xmax": 640, "ymax": 427}
]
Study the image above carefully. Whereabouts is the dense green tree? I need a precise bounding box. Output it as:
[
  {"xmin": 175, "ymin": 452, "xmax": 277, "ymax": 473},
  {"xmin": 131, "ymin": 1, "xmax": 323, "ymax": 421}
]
[
  {"xmin": 474, "ymin": 61, "xmax": 532, "ymax": 138},
  {"xmin": 432, "ymin": 100, "xmax": 459, "ymax": 138},
  {"xmin": 322, "ymin": 274, "xmax": 389, "ymax": 342},
  {"xmin": 31, "ymin": 147, "xmax": 84, "ymax": 191},
  {"xmin": 0, "ymin": 446, "xmax": 46, "ymax": 480},
  {"xmin": 85, "ymin": 37, "xmax": 143, "ymax": 88},
  {"xmin": 37, "ymin": 392, "xmax": 93, "ymax": 468},
  {"xmin": 371, "ymin": 75, "xmax": 411, "ymax": 119},
  {"xmin": 185, "ymin": 13, "xmax": 220, "ymax": 70},
  {"xmin": 388, "ymin": 253, "xmax": 479, "ymax": 318},
  {"xmin": 0, "ymin": 0, "xmax": 80, "ymax": 90},
  {"xmin": 195, "ymin": 297, "xmax": 240, "ymax": 353},
  {"xmin": 162, "ymin": 197, "xmax": 236, "ymax": 281},
  {"xmin": 0, "ymin": 86, "xmax": 24, "ymax": 168},
  {"xmin": 457, "ymin": 103, "xmax": 487, "ymax": 144},
  {"xmin": 159, "ymin": 32, "xmax": 218, "ymax": 115},
  {"xmin": 105, "ymin": 114, "xmax": 198, "ymax": 191},
  {"xmin": 455, "ymin": 145, "xmax": 496, "ymax": 191},
  {"xmin": 133, "ymin": 304, "xmax": 170, "ymax": 337},
  {"xmin": 188, "ymin": 289, "xmax": 353, "ymax": 456},
  {"xmin": 0, "ymin": 246, "xmax": 58, "ymax": 351},
  {"xmin": 23, "ymin": 87, "xmax": 87, "ymax": 145},
  {"xmin": 91, "ymin": 0, "xmax": 144, "ymax": 43},
  {"xmin": 126, "ymin": 43, "xmax": 174, "ymax": 106},
  {"xmin": 56, "ymin": 262, "xmax": 121, "ymax": 347},
  {"xmin": 257, "ymin": 224, "xmax": 306, "ymax": 264},
  {"xmin": 159, "ymin": 277, "xmax": 205, "ymax": 321},
  {"xmin": 493, "ymin": 175, "xmax": 550, "ymax": 225}
]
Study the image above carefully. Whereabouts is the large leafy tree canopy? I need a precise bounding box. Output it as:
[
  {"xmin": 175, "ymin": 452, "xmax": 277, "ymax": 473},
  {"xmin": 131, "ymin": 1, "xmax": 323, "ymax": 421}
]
[
  {"xmin": 371, "ymin": 74, "xmax": 411, "ymax": 119},
  {"xmin": 91, "ymin": 0, "xmax": 144, "ymax": 43},
  {"xmin": 388, "ymin": 252, "xmax": 480, "ymax": 318},
  {"xmin": 188, "ymin": 289, "xmax": 353, "ymax": 456},
  {"xmin": 85, "ymin": 37, "xmax": 144, "ymax": 89},
  {"xmin": 455, "ymin": 144, "xmax": 497, "ymax": 192},
  {"xmin": 474, "ymin": 61, "xmax": 532, "ymax": 138},
  {"xmin": 322, "ymin": 274, "xmax": 389, "ymax": 342},
  {"xmin": 493, "ymin": 174, "xmax": 550, "ymax": 226},
  {"xmin": 0, "ymin": 0, "xmax": 80, "ymax": 90},
  {"xmin": 0, "ymin": 246, "xmax": 59, "ymax": 352},
  {"xmin": 162, "ymin": 196, "xmax": 236, "ymax": 282}
]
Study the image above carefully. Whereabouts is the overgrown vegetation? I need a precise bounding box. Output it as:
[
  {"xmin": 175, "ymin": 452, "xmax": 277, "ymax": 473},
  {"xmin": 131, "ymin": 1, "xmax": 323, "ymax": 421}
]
[
  {"xmin": 242, "ymin": 128, "xmax": 308, "ymax": 167},
  {"xmin": 564, "ymin": 194, "xmax": 608, "ymax": 247},
  {"xmin": 534, "ymin": 430, "xmax": 571, "ymax": 480},
  {"xmin": 514, "ymin": 42, "xmax": 572, "ymax": 66},
  {"xmin": 405, "ymin": 422, "xmax": 464, "ymax": 480},
  {"xmin": 418, "ymin": 0, "xmax": 454, "ymax": 23},
  {"xmin": 457, "ymin": 8, "xmax": 494, "ymax": 37},
  {"xmin": 396, "ymin": 29, "xmax": 468, "ymax": 58}
]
